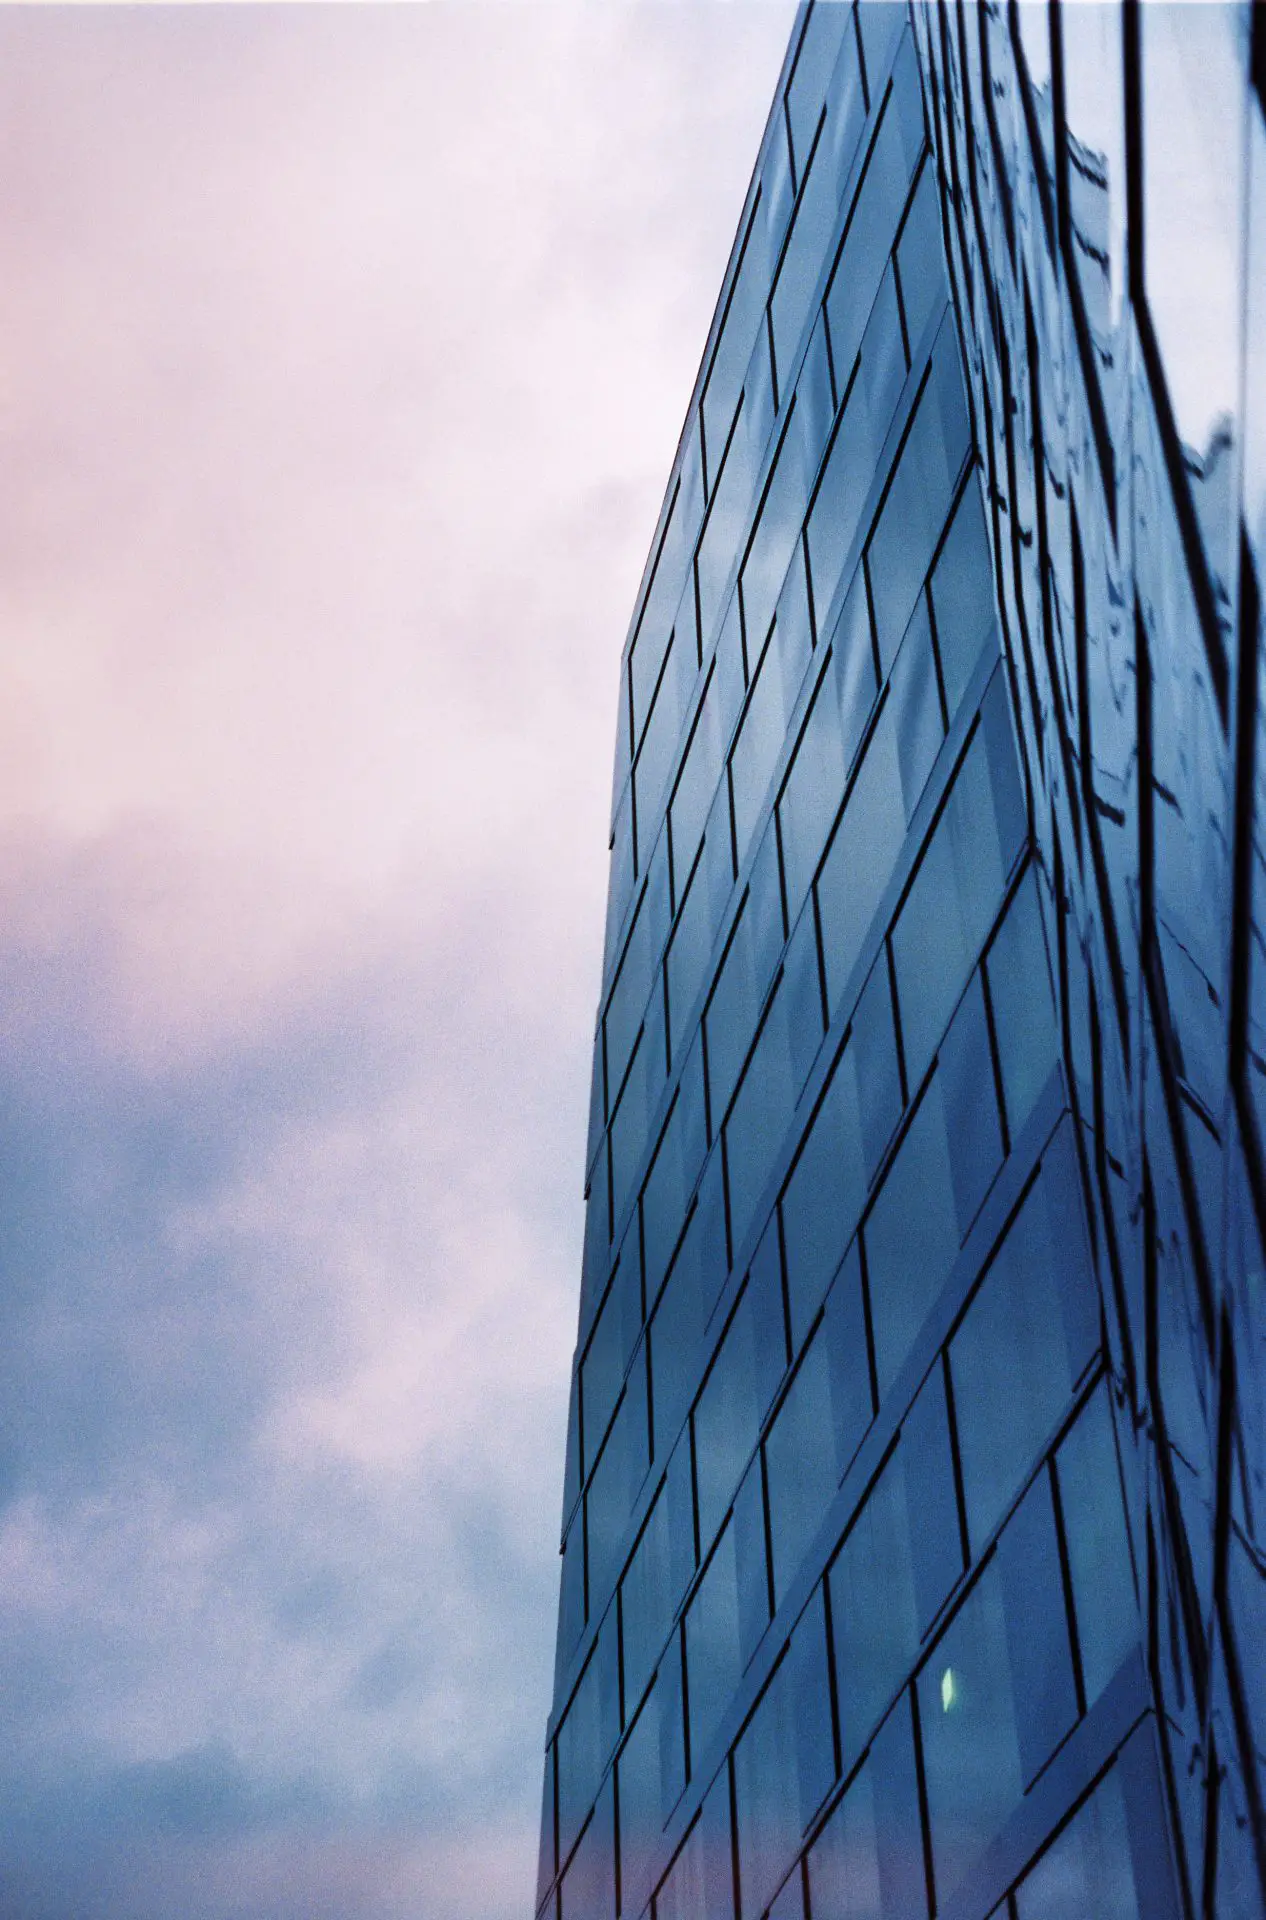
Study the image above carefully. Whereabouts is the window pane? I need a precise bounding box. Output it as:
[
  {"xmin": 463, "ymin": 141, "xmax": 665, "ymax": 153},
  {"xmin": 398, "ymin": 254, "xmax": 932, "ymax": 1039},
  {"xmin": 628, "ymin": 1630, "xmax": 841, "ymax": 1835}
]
[
  {"xmin": 995, "ymin": 1470, "xmax": 1080, "ymax": 1788},
  {"xmin": 1055, "ymin": 1382, "xmax": 1140, "ymax": 1705},
  {"xmin": 830, "ymin": 1447, "xmax": 919, "ymax": 1763},
  {"xmin": 725, "ymin": 980, "xmax": 796, "ymax": 1254},
  {"xmin": 864, "ymin": 1076, "xmax": 958, "ymax": 1399},
  {"xmin": 816, "ymin": 699, "xmax": 904, "ymax": 1014},
  {"xmin": 918, "ymin": 1563, "xmax": 1024, "ymax": 1911},
  {"xmin": 781, "ymin": 1044, "xmax": 866, "ymax": 1346}
]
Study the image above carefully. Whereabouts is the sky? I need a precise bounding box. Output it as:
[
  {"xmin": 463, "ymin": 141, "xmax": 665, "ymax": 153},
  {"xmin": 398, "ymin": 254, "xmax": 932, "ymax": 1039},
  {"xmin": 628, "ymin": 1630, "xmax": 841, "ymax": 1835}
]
[{"xmin": 0, "ymin": 8, "xmax": 794, "ymax": 1917}]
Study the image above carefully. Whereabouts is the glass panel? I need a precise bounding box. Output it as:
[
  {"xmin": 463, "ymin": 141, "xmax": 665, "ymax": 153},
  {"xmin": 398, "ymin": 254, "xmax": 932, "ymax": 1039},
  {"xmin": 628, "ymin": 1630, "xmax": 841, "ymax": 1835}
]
[
  {"xmin": 694, "ymin": 1265, "xmax": 784, "ymax": 1554},
  {"xmin": 684, "ymin": 1513, "xmax": 743, "ymax": 1764},
  {"xmin": 823, "ymin": 1240, "xmax": 875, "ymax": 1481},
  {"xmin": 864, "ymin": 1075, "xmax": 959, "ymax": 1399},
  {"xmin": 731, "ymin": 618, "xmax": 790, "ymax": 865},
  {"xmin": 983, "ymin": 868, "xmax": 1058, "ymax": 1143},
  {"xmin": 586, "ymin": 1351, "xmax": 650, "ymax": 1614},
  {"xmin": 995, "ymin": 1470, "xmax": 1080, "ymax": 1788},
  {"xmin": 741, "ymin": 413, "xmax": 810, "ymax": 678},
  {"xmin": 560, "ymin": 1773, "xmax": 616, "ymax": 1920},
  {"xmin": 781, "ymin": 653, "xmax": 848, "ymax": 918},
  {"xmin": 851, "ymin": 951, "xmax": 903, "ymax": 1182},
  {"xmin": 950, "ymin": 1124, "xmax": 1099, "ymax": 1554},
  {"xmin": 816, "ymin": 697, "xmax": 905, "ymax": 1014},
  {"xmin": 765, "ymin": 1319, "xmax": 839, "ymax": 1603},
  {"xmin": 655, "ymin": 1768, "xmax": 735, "ymax": 1920},
  {"xmin": 706, "ymin": 902, "xmax": 760, "ymax": 1124},
  {"xmin": 725, "ymin": 979, "xmax": 796, "ymax": 1254},
  {"xmin": 617, "ymin": 1681, "xmax": 666, "ymax": 1920},
  {"xmin": 703, "ymin": 197, "xmax": 769, "ymax": 493},
  {"xmin": 889, "ymin": 593, "xmax": 945, "ymax": 824},
  {"xmin": 781, "ymin": 1044, "xmax": 866, "ymax": 1347},
  {"xmin": 867, "ymin": 323, "xmax": 971, "ymax": 675},
  {"xmin": 697, "ymin": 398, "xmax": 757, "ymax": 651},
  {"xmin": 830, "ymin": 1445, "xmax": 919, "ymax": 1763},
  {"xmin": 918, "ymin": 1562, "xmax": 1023, "ymax": 1911},
  {"xmin": 928, "ymin": 480, "xmax": 998, "ymax": 722},
  {"xmin": 806, "ymin": 1689, "xmax": 928, "ymax": 1919},
  {"xmin": 1014, "ymin": 1765, "xmax": 1140, "ymax": 1920},
  {"xmin": 670, "ymin": 667, "xmax": 722, "ymax": 902},
  {"xmin": 787, "ymin": 1, "xmax": 856, "ymax": 187},
  {"xmin": 622, "ymin": 1488, "xmax": 672, "ymax": 1721},
  {"xmin": 1055, "ymin": 1381, "xmax": 1140, "ymax": 1705},
  {"xmin": 735, "ymin": 1597, "xmax": 836, "ymax": 1920},
  {"xmin": 895, "ymin": 152, "xmax": 949, "ymax": 360},
  {"xmin": 936, "ymin": 969, "xmax": 1004, "ymax": 1238},
  {"xmin": 901, "ymin": 1362, "xmax": 965, "ymax": 1636},
  {"xmin": 557, "ymin": 1614, "xmax": 620, "ymax": 1868}
]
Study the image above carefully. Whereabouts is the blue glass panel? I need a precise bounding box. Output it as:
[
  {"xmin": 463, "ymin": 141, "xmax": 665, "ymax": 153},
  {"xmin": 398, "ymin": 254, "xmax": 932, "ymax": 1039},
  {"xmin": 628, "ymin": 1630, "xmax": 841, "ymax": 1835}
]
[
  {"xmin": 850, "ymin": 951, "xmax": 902, "ymax": 1182},
  {"xmin": 560, "ymin": 1772, "xmax": 616, "ymax": 1920},
  {"xmin": 582, "ymin": 1250, "xmax": 640, "ymax": 1478},
  {"xmin": 950, "ymin": 1125, "xmax": 1099, "ymax": 1553},
  {"xmin": 702, "ymin": 198, "xmax": 769, "ymax": 492},
  {"xmin": 823, "ymin": 1240, "xmax": 875, "ymax": 1479},
  {"xmin": 856, "ymin": 0, "xmax": 910, "ymax": 106},
  {"xmin": 781, "ymin": 653, "xmax": 848, "ymax": 917},
  {"xmin": 605, "ymin": 889, "xmax": 654, "ymax": 1107},
  {"xmin": 694, "ymin": 1277, "xmax": 773, "ymax": 1554},
  {"xmin": 1055, "ymin": 1382, "xmax": 1140, "ymax": 1705},
  {"xmin": 983, "ymin": 867, "xmax": 1059, "ymax": 1142},
  {"xmin": 725, "ymin": 980, "xmax": 796, "ymax": 1254},
  {"xmin": 900, "ymin": 1361, "xmax": 965, "ymax": 1636},
  {"xmin": 765, "ymin": 1320, "xmax": 839, "ymax": 1603},
  {"xmin": 587, "ymin": 1350, "xmax": 651, "ymax": 1613},
  {"xmin": 659, "ymin": 1626, "xmax": 687, "ymax": 1823},
  {"xmin": 864, "ymin": 1076, "xmax": 958, "ymax": 1398},
  {"xmin": 697, "ymin": 399, "xmax": 756, "ymax": 651},
  {"xmin": 928, "ymin": 479, "xmax": 997, "ymax": 723},
  {"xmin": 780, "ymin": 1045, "xmax": 866, "ymax": 1347},
  {"xmin": 635, "ymin": 625, "xmax": 692, "ymax": 845},
  {"xmin": 867, "ymin": 323, "xmax": 971, "ymax": 675},
  {"xmin": 816, "ymin": 700, "xmax": 904, "ymax": 1013},
  {"xmin": 684, "ymin": 1513, "xmax": 743, "ymax": 1765},
  {"xmin": 617, "ymin": 1681, "xmax": 665, "ymax": 1920},
  {"xmin": 555, "ymin": 1511, "xmax": 586, "ymax": 1684},
  {"xmin": 1014, "ymin": 1765, "xmax": 1140, "ymax": 1920},
  {"xmin": 830, "ymin": 565, "xmax": 879, "ymax": 777},
  {"xmin": 742, "ymin": 412, "xmax": 810, "ymax": 675},
  {"xmin": 706, "ymin": 903, "xmax": 759, "ymax": 1124},
  {"xmin": 772, "ymin": 98, "xmax": 849, "ymax": 398},
  {"xmin": 787, "ymin": 1, "xmax": 855, "ymax": 187},
  {"xmin": 918, "ymin": 1562, "xmax": 1023, "ymax": 1911},
  {"xmin": 889, "ymin": 591, "xmax": 945, "ymax": 822},
  {"xmin": 734, "ymin": 1453, "xmax": 772, "ymax": 1664},
  {"xmin": 995, "ymin": 1469, "xmax": 1080, "ymax": 1788},
  {"xmin": 895, "ymin": 152, "xmax": 948, "ymax": 358},
  {"xmin": 731, "ymin": 620, "xmax": 790, "ymax": 866},
  {"xmin": 656, "ymin": 1768, "xmax": 735, "ymax": 1920},
  {"xmin": 557, "ymin": 1613, "xmax": 620, "ymax": 1868},
  {"xmin": 735, "ymin": 1604, "xmax": 835, "ymax": 1920},
  {"xmin": 799, "ymin": 308, "xmax": 838, "ymax": 478},
  {"xmin": 622, "ymin": 1488, "xmax": 672, "ymax": 1721},
  {"xmin": 785, "ymin": 897, "xmax": 826, "ymax": 1097},
  {"xmin": 936, "ymin": 969, "xmax": 1004, "ymax": 1237},
  {"xmin": 805, "ymin": 1701, "xmax": 929, "ymax": 1920},
  {"xmin": 830, "ymin": 1445, "xmax": 919, "ymax": 1763},
  {"xmin": 650, "ymin": 1207, "xmax": 710, "ymax": 1466},
  {"xmin": 749, "ymin": 814, "xmax": 787, "ymax": 998},
  {"xmin": 670, "ymin": 666, "xmax": 722, "ymax": 902}
]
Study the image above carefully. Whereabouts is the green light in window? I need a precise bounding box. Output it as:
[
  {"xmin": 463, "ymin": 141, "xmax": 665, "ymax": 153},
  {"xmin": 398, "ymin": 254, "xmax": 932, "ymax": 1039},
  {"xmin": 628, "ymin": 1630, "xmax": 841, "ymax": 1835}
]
[{"xmin": 941, "ymin": 1666, "xmax": 957, "ymax": 1713}]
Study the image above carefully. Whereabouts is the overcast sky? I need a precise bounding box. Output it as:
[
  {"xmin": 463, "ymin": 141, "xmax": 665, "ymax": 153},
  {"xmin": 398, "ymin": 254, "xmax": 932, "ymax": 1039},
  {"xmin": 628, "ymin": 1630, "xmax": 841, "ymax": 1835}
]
[{"xmin": 0, "ymin": 8, "xmax": 793, "ymax": 1917}]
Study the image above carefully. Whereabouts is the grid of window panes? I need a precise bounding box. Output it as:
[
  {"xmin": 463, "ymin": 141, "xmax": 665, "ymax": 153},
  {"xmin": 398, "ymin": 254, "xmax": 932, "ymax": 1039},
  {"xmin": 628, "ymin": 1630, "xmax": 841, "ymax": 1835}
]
[
  {"xmin": 533, "ymin": 7, "xmax": 1205, "ymax": 1918},
  {"xmin": 911, "ymin": 2, "xmax": 1266, "ymax": 1912}
]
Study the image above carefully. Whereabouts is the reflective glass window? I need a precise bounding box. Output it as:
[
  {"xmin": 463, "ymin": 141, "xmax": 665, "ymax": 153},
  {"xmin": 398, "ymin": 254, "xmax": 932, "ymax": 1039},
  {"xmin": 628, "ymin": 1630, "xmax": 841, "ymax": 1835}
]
[
  {"xmin": 895, "ymin": 152, "xmax": 948, "ymax": 360},
  {"xmin": 850, "ymin": 951, "xmax": 903, "ymax": 1182},
  {"xmin": 655, "ymin": 1769, "xmax": 735, "ymax": 1920},
  {"xmin": 1014, "ymin": 1765, "xmax": 1140, "ymax": 1920},
  {"xmin": 560, "ymin": 1773, "xmax": 616, "ymax": 1920},
  {"xmin": 928, "ymin": 480, "xmax": 997, "ymax": 722},
  {"xmin": 724, "ymin": 980, "xmax": 796, "ymax": 1254},
  {"xmin": 918, "ymin": 1562, "xmax": 1023, "ymax": 1911},
  {"xmin": 867, "ymin": 324, "xmax": 971, "ymax": 675},
  {"xmin": 772, "ymin": 98, "xmax": 849, "ymax": 398},
  {"xmin": 830, "ymin": 565, "xmax": 880, "ymax": 777},
  {"xmin": 950, "ymin": 1126, "xmax": 1098, "ymax": 1553},
  {"xmin": 816, "ymin": 698, "xmax": 904, "ymax": 1014},
  {"xmin": 557, "ymin": 1614, "xmax": 621, "ymax": 1869},
  {"xmin": 901, "ymin": 1361, "xmax": 965, "ymax": 1636},
  {"xmin": 622, "ymin": 1488, "xmax": 672, "ymax": 1721},
  {"xmin": 703, "ymin": 198, "xmax": 769, "ymax": 492},
  {"xmin": 706, "ymin": 903, "xmax": 760, "ymax": 1124},
  {"xmin": 807, "ymin": 1693, "xmax": 928, "ymax": 1919},
  {"xmin": 670, "ymin": 668, "xmax": 721, "ymax": 903},
  {"xmin": 555, "ymin": 1511, "xmax": 585, "ymax": 1683},
  {"xmin": 731, "ymin": 622, "xmax": 790, "ymax": 866},
  {"xmin": 864, "ymin": 1075, "xmax": 958, "ymax": 1399},
  {"xmin": 684, "ymin": 1514, "xmax": 744, "ymax": 1765},
  {"xmin": 697, "ymin": 399, "xmax": 756, "ymax": 651},
  {"xmin": 1059, "ymin": 4, "xmax": 1126, "ymax": 367},
  {"xmin": 983, "ymin": 867, "xmax": 1058, "ymax": 1142},
  {"xmin": 742, "ymin": 411, "xmax": 810, "ymax": 674},
  {"xmin": 787, "ymin": 1, "xmax": 856, "ymax": 188},
  {"xmin": 694, "ymin": 1266, "xmax": 784, "ymax": 1553},
  {"xmin": 781, "ymin": 655, "xmax": 848, "ymax": 917},
  {"xmin": 995, "ymin": 1470, "xmax": 1080, "ymax": 1787},
  {"xmin": 617, "ymin": 1682, "xmax": 665, "ymax": 1920},
  {"xmin": 799, "ymin": 308, "xmax": 837, "ymax": 480},
  {"xmin": 829, "ymin": 1446, "xmax": 919, "ymax": 1762},
  {"xmin": 1055, "ymin": 1382, "xmax": 1139, "ymax": 1705},
  {"xmin": 734, "ymin": 1597, "xmax": 836, "ymax": 1920},
  {"xmin": 888, "ymin": 591, "xmax": 945, "ymax": 823},
  {"xmin": 765, "ymin": 1320, "xmax": 838, "ymax": 1604},
  {"xmin": 780, "ymin": 1045, "xmax": 866, "ymax": 1346},
  {"xmin": 785, "ymin": 897, "xmax": 826, "ymax": 1097},
  {"xmin": 586, "ymin": 1352, "xmax": 651, "ymax": 1613},
  {"xmin": 936, "ymin": 970, "xmax": 1004, "ymax": 1238},
  {"xmin": 582, "ymin": 1252, "xmax": 641, "ymax": 1478}
]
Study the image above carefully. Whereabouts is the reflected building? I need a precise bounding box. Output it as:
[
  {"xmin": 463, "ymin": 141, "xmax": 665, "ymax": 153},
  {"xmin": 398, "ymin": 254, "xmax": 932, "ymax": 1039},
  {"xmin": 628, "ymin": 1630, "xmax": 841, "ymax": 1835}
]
[{"xmin": 536, "ymin": 6, "xmax": 1266, "ymax": 1917}]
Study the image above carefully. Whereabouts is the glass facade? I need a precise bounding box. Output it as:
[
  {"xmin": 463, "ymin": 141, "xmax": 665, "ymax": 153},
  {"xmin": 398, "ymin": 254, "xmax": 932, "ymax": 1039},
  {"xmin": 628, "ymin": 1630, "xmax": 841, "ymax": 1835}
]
[{"xmin": 538, "ymin": 7, "xmax": 1266, "ymax": 1917}]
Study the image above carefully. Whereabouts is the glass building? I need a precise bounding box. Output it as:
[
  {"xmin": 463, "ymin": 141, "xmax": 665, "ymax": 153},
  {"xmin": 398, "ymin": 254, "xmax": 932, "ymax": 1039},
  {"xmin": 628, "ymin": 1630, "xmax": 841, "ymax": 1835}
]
[{"xmin": 536, "ymin": 6, "xmax": 1266, "ymax": 1917}]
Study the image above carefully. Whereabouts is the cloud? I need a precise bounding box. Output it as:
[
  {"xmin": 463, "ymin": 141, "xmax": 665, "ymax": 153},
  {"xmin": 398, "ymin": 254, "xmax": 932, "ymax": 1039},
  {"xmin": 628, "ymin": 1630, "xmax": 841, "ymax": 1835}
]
[{"xmin": 0, "ymin": 6, "xmax": 796, "ymax": 1916}]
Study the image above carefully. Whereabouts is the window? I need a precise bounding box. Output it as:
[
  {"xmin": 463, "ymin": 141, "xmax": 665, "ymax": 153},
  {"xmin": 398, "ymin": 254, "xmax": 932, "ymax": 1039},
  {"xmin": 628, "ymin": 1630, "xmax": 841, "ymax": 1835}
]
[{"xmin": 863, "ymin": 1075, "xmax": 959, "ymax": 1399}]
